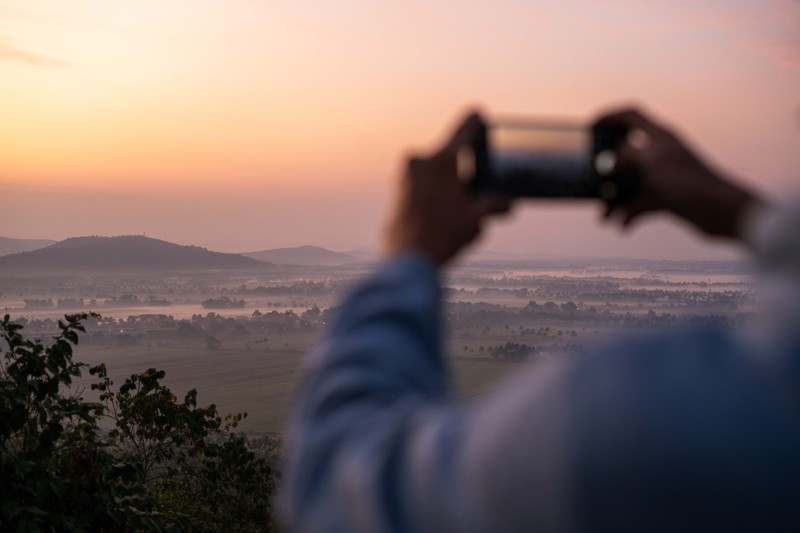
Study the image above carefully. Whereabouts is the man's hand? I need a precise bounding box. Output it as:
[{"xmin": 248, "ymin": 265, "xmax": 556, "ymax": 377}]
[
  {"xmin": 595, "ymin": 107, "xmax": 763, "ymax": 240},
  {"xmin": 385, "ymin": 112, "xmax": 512, "ymax": 267}
]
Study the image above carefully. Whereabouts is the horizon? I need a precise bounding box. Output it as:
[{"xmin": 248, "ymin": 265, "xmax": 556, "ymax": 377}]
[
  {"xmin": 2, "ymin": 1, "xmax": 799, "ymax": 261},
  {"xmin": 0, "ymin": 232, "xmax": 756, "ymax": 264}
]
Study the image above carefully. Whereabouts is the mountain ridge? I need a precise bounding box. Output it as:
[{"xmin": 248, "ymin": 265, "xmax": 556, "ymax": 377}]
[
  {"xmin": 0, "ymin": 236, "xmax": 57, "ymax": 257},
  {"xmin": 242, "ymin": 245, "xmax": 358, "ymax": 265},
  {"xmin": 0, "ymin": 235, "xmax": 271, "ymax": 275}
]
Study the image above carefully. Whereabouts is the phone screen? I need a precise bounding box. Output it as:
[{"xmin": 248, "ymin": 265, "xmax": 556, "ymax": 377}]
[{"xmin": 488, "ymin": 122, "xmax": 597, "ymax": 197}]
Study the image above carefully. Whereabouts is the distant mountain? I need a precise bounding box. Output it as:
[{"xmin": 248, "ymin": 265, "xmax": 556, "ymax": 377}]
[
  {"xmin": 0, "ymin": 236, "xmax": 57, "ymax": 257},
  {"xmin": 342, "ymin": 247, "xmax": 378, "ymax": 263},
  {"xmin": 0, "ymin": 235, "xmax": 270, "ymax": 275},
  {"xmin": 243, "ymin": 245, "xmax": 358, "ymax": 266},
  {"xmin": 469, "ymin": 249, "xmax": 531, "ymax": 262}
]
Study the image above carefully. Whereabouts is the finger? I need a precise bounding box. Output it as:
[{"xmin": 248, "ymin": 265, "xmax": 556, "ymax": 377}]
[
  {"xmin": 404, "ymin": 155, "xmax": 427, "ymax": 183},
  {"xmin": 426, "ymin": 111, "xmax": 484, "ymax": 180},
  {"xmin": 622, "ymin": 211, "xmax": 641, "ymax": 230},
  {"xmin": 594, "ymin": 107, "xmax": 666, "ymax": 138},
  {"xmin": 601, "ymin": 201, "xmax": 616, "ymax": 221},
  {"xmin": 601, "ymin": 205, "xmax": 633, "ymax": 228},
  {"xmin": 467, "ymin": 219, "xmax": 483, "ymax": 245},
  {"xmin": 407, "ymin": 155, "xmax": 425, "ymax": 174},
  {"xmin": 602, "ymin": 192, "xmax": 654, "ymax": 228},
  {"xmin": 603, "ymin": 203, "xmax": 629, "ymax": 226},
  {"xmin": 621, "ymin": 199, "xmax": 657, "ymax": 228},
  {"xmin": 404, "ymin": 111, "xmax": 482, "ymax": 174},
  {"xmin": 594, "ymin": 107, "xmax": 652, "ymax": 131},
  {"xmin": 475, "ymin": 195, "xmax": 513, "ymax": 217},
  {"xmin": 442, "ymin": 111, "xmax": 483, "ymax": 156},
  {"xmin": 613, "ymin": 140, "xmax": 642, "ymax": 171}
]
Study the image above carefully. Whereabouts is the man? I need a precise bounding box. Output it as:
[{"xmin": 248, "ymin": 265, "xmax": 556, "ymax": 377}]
[{"xmin": 284, "ymin": 108, "xmax": 800, "ymax": 532}]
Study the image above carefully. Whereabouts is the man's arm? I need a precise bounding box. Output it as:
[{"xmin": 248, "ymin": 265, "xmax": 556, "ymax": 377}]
[
  {"xmin": 284, "ymin": 253, "xmax": 447, "ymax": 532},
  {"xmin": 283, "ymin": 113, "xmax": 513, "ymax": 532},
  {"xmin": 284, "ymin": 251, "xmax": 577, "ymax": 533}
]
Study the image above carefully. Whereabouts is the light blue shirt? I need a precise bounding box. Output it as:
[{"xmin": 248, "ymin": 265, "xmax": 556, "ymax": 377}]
[{"xmin": 285, "ymin": 207, "xmax": 800, "ymax": 532}]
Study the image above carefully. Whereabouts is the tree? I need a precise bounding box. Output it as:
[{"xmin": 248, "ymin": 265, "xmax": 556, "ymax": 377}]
[
  {"xmin": 201, "ymin": 296, "xmax": 246, "ymax": 310},
  {"xmin": 92, "ymin": 365, "xmax": 277, "ymax": 531},
  {"xmin": 488, "ymin": 342, "xmax": 536, "ymax": 362},
  {"xmin": 206, "ymin": 335, "xmax": 222, "ymax": 351},
  {"xmin": 0, "ymin": 314, "xmax": 277, "ymax": 531},
  {"xmin": 560, "ymin": 301, "xmax": 578, "ymax": 314},
  {"xmin": 0, "ymin": 313, "xmax": 157, "ymax": 530}
]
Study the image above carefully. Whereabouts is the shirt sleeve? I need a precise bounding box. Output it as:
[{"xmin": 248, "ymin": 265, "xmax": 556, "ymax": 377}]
[
  {"xmin": 740, "ymin": 199, "xmax": 800, "ymax": 346},
  {"xmin": 740, "ymin": 199, "xmax": 800, "ymax": 272},
  {"xmin": 282, "ymin": 253, "xmax": 449, "ymax": 532},
  {"xmin": 282, "ymin": 253, "xmax": 575, "ymax": 533}
]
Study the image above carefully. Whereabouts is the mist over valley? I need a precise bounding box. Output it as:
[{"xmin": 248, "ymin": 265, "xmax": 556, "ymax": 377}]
[{"xmin": 0, "ymin": 234, "xmax": 755, "ymax": 432}]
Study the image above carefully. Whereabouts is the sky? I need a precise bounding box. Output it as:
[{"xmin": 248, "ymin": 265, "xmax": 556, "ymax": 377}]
[{"xmin": 1, "ymin": 0, "xmax": 799, "ymax": 259}]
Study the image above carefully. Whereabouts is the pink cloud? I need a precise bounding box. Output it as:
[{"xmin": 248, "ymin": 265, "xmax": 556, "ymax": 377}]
[
  {"xmin": 0, "ymin": 43, "xmax": 69, "ymax": 66},
  {"xmin": 753, "ymin": 40, "xmax": 800, "ymax": 67},
  {"xmin": 567, "ymin": 0, "xmax": 800, "ymax": 69}
]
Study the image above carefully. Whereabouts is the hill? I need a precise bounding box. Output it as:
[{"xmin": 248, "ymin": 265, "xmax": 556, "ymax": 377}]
[
  {"xmin": 242, "ymin": 245, "xmax": 357, "ymax": 265},
  {"xmin": 0, "ymin": 235, "xmax": 270, "ymax": 275},
  {"xmin": 0, "ymin": 236, "xmax": 57, "ymax": 257}
]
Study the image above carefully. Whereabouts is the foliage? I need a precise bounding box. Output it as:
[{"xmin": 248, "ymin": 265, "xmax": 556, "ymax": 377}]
[
  {"xmin": 205, "ymin": 335, "xmax": 222, "ymax": 351},
  {"xmin": 92, "ymin": 364, "xmax": 277, "ymax": 531},
  {"xmin": 488, "ymin": 341, "xmax": 536, "ymax": 362},
  {"xmin": 0, "ymin": 313, "xmax": 277, "ymax": 532},
  {"xmin": 0, "ymin": 313, "xmax": 157, "ymax": 531},
  {"xmin": 151, "ymin": 433, "xmax": 277, "ymax": 532},
  {"xmin": 201, "ymin": 296, "xmax": 246, "ymax": 310}
]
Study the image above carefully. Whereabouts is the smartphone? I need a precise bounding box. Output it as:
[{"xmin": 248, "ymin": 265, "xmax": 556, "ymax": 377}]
[{"xmin": 466, "ymin": 117, "xmax": 631, "ymax": 200}]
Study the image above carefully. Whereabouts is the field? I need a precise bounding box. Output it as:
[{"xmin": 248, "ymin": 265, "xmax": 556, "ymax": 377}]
[
  {"xmin": 73, "ymin": 330, "xmax": 527, "ymax": 433},
  {"xmin": 3, "ymin": 258, "xmax": 756, "ymax": 434},
  {"xmin": 74, "ymin": 332, "xmax": 311, "ymax": 433}
]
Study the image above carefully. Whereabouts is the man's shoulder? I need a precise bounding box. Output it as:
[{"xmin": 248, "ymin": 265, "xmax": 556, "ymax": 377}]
[
  {"xmin": 557, "ymin": 325, "xmax": 800, "ymax": 527},
  {"xmin": 564, "ymin": 325, "xmax": 768, "ymax": 421},
  {"xmin": 574, "ymin": 325, "xmax": 741, "ymax": 384},
  {"xmin": 562, "ymin": 324, "xmax": 800, "ymax": 474}
]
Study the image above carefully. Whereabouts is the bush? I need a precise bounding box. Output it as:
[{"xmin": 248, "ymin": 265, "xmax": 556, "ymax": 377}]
[
  {"xmin": 488, "ymin": 341, "xmax": 536, "ymax": 362},
  {"xmin": 0, "ymin": 313, "xmax": 277, "ymax": 532}
]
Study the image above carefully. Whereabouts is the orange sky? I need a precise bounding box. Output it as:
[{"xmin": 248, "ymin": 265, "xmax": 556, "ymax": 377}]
[{"xmin": 1, "ymin": 0, "xmax": 799, "ymax": 258}]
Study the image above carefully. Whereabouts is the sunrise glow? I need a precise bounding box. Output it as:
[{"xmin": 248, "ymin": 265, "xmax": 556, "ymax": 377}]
[{"xmin": 2, "ymin": 0, "xmax": 799, "ymax": 257}]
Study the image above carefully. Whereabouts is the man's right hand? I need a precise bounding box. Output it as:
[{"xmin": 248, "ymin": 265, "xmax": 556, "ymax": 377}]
[
  {"xmin": 595, "ymin": 107, "xmax": 763, "ymax": 241},
  {"xmin": 384, "ymin": 112, "xmax": 512, "ymax": 267}
]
